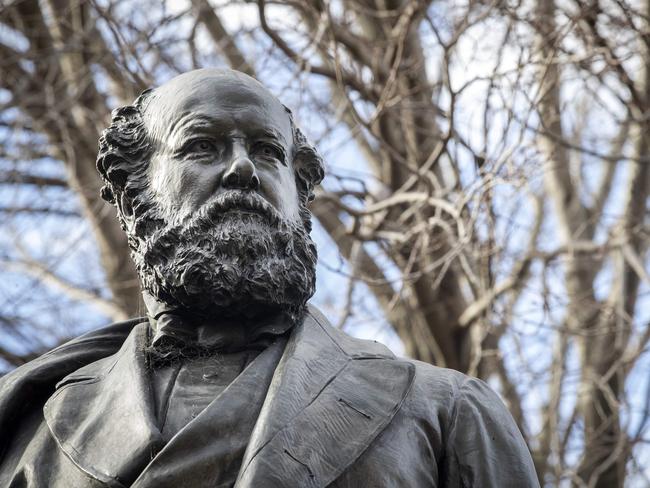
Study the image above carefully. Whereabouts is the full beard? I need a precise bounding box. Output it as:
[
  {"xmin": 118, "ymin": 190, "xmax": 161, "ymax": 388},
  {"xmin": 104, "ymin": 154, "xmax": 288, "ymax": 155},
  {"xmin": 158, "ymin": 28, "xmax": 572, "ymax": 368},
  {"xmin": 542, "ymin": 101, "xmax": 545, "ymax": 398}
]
[{"xmin": 131, "ymin": 190, "xmax": 318, "ymax": 322}]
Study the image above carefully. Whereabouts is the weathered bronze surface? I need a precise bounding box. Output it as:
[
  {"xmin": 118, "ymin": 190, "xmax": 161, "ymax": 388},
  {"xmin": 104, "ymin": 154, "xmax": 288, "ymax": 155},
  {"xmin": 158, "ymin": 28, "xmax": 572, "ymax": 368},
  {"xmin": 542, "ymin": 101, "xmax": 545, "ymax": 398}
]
[{"xmin": 0, "ymin": 69, "xmax": 540, "ymax": 487}]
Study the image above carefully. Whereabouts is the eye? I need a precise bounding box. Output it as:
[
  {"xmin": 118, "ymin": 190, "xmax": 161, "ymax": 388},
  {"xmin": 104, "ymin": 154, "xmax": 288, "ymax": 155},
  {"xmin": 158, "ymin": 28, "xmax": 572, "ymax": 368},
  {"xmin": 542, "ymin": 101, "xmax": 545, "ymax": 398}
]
[
  {"xmin": 252, "ymin": 142, "xmax": 285, "ymax": 163},
  {"xmin": 183, "ymin": 138, "xmax": 219, "ymax": 156}
]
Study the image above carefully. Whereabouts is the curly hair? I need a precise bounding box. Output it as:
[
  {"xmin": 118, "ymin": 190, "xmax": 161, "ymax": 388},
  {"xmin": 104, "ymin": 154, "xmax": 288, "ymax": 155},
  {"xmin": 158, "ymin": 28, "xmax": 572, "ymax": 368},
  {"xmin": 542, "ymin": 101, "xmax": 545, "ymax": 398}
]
[{"xmin": 96, "ymin": 88, "xmax": 325, "ymax": 236}]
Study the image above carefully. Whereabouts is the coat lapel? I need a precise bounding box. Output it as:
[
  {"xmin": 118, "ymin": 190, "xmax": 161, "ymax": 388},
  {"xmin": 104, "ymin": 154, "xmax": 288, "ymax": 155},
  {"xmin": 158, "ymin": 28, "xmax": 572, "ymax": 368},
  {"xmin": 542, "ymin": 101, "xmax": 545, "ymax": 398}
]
[
  {"xmin": 130, "ymin": 336, "xmax": 287, "ymax": 488},
  {"xmin": 43, "ymin": 322, "xmax": 164, "ymax": 488},
  {"xmin": 236, "ymin": 306, "xmax": 416, "ymax": 488}
]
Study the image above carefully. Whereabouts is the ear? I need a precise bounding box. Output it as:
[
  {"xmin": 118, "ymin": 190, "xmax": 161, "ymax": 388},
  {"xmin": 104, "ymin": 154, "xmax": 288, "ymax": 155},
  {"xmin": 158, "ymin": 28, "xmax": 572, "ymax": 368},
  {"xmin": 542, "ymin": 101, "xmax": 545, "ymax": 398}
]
[{"xmin": 293, "ymin": 146, "xmax": 324, "ymax": 203}]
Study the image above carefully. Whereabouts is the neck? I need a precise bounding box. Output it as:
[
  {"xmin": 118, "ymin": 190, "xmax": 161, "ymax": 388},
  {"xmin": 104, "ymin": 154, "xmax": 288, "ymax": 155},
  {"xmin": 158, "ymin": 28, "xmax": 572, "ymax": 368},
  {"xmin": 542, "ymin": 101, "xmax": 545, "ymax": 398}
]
[
  {"xmin": 143, "ymin": 290, "xmax": 302, "ymax": 323},
  {"xmin": 142, "ymin": 291, "xmax": 301, "ymax": 353}
]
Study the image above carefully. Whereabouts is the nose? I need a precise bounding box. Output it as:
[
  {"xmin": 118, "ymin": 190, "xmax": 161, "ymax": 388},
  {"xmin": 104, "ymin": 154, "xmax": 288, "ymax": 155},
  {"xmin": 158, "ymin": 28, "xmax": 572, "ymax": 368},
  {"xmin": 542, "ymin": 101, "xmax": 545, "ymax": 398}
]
[{"xmin": 222, "ymin": 148, "xmax": 260, "ymax": 191}]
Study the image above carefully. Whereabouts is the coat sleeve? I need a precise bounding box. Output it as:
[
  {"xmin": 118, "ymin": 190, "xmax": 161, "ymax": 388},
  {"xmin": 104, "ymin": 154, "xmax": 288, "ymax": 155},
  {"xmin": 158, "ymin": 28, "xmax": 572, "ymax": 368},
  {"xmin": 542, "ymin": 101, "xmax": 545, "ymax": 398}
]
[{"xmin": 441, "ymin": 376, "xmax": 540, "ymax": 488}]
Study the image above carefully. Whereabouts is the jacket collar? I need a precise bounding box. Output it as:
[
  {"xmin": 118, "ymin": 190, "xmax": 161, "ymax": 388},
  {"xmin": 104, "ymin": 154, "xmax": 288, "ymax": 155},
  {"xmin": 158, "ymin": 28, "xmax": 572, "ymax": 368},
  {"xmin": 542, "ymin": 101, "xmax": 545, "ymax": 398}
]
[
  {"xmin": 235, "ymin": 305, "xmax": 415, "ymax": 487},
  {"xmin": 43, "ymin": 306, "xmax": 415, "ymax": 488}
]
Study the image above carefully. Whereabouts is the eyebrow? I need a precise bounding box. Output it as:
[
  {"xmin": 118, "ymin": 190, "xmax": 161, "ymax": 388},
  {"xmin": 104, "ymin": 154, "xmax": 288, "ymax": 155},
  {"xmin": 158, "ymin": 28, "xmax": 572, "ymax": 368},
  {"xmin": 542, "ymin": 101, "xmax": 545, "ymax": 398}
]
[
  {"xmin": 252, "ymin": 128, "xmax": 287, "ymax": 145},
  {"xmin": 170, "ymin": 114, "xmax": 289, "ymax": 146},
  {"xmin": 170, "ymin": 114, "xmax": 230, "ymax": 141}
]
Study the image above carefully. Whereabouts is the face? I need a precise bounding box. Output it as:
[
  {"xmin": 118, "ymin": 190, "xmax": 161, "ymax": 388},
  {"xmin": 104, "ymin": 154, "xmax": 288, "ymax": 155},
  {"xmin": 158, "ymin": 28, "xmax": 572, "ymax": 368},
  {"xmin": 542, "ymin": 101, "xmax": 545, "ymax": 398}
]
[
  {"xmin": 143, "ymin": 70, "xmax": 301, "ymax": 226},
  {"xmin": 125, "ymin": 70, "xmax": 318, "ymax": 320}
]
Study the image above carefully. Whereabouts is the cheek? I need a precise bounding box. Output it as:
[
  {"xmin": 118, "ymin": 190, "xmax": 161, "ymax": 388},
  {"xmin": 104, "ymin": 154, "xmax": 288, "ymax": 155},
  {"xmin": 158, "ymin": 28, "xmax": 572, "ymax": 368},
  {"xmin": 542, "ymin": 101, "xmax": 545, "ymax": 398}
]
[
  {"xmin": 149, "ymin": 156, "xmax": 219, "ymax": 217},
  {"xmin": 149, "ymin": 156, "xmax": 179, "ymax": 204},
  {"xmin": 273, "ymin": 168, "xmax": 301, "ymax": 221}
]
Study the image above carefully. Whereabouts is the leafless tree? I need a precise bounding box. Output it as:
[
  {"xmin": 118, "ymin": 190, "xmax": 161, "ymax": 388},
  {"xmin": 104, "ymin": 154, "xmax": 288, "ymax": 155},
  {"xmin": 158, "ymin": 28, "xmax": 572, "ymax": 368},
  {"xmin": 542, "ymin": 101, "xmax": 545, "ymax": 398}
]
[{"xmin": 1, "ymin": 0, "xmax": 648, "ymax": 486}]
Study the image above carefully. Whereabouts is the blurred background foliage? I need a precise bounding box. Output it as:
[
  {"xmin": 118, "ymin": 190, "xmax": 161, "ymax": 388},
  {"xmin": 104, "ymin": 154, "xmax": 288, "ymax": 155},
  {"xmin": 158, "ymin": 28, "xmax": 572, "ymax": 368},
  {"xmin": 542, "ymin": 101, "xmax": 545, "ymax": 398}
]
[{"xmin": 1, "ymin": 0, "xmax": 649, "ymax": 486}]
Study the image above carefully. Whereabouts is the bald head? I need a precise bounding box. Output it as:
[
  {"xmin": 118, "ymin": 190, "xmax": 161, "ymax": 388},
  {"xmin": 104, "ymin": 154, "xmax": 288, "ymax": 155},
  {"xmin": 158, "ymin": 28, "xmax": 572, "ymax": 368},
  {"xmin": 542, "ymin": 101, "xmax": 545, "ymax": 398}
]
[
  {"xmin": 97, "ymin": 68, "xmax": 324, "ymax": 234},
  {"xmin": 142, "ymin": 69, "xmax": 293, "ymax": 152}
]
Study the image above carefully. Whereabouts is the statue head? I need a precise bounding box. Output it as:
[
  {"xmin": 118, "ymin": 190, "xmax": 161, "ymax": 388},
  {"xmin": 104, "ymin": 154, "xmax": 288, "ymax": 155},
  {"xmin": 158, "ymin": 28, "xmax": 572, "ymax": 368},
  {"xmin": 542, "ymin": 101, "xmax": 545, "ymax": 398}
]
[{"xmin": 96, "ymin": 69, "xmax": 324, "ymax": 322}]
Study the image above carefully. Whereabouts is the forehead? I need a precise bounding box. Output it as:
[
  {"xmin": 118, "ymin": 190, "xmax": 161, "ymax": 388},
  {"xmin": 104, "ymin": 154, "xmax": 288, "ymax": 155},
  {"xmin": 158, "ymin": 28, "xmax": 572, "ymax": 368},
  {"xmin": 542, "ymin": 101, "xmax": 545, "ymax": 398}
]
[{"xmin": 143, "ymin": 70, "xmax": 293, "ymax": 143}]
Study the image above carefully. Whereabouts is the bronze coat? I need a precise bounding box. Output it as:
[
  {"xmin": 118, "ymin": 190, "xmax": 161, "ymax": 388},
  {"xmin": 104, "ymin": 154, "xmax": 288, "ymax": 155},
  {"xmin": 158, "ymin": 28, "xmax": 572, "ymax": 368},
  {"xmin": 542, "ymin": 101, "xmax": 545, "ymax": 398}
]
[{"xmin": 0, "ymin": 307, "xmax": 539, "ymax": 487}]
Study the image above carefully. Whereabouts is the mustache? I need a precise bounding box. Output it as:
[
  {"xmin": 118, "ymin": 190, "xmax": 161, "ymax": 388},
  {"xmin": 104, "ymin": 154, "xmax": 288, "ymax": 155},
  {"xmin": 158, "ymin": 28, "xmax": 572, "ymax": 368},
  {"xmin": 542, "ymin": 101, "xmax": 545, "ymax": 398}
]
[{"xmin": 189, "ymin": 190, "xmax": 283, "ymax": 227}]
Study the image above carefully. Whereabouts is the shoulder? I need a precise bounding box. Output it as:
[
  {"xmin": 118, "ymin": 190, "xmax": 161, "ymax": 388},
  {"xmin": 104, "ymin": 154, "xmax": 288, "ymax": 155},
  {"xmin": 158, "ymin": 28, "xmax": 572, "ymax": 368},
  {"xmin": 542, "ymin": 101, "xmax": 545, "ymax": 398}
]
[
  {"xmin": 0, "ymin": 318, "xmax": 145, "ymax": 420},
  {"xmin": 401, "ymin": 361, "xmax": 539, "ymax": 486},
  {"xmin": 306, "ymin": 306, "xmax": 492, "ymax": 418},
  {"xmin": 396, "ymin": 357, "xmax": 524, "ymax": 442},
  {"xmin": 306, "ymin": 305, "xmax": 476, "ymax": 399},
  {"xmin": 0, "ymin": 317, "xmax": 145, "ymax": 461},
  {"xmin": 1, "ymin": 317, "xmax": 145, "ymax": 388},
  {"xmin": 386, "ymin": 357, "xmax": 489, "ymax": 426},
  {"xmin": 389, "ymin": 361, "xmax": 538, "ymax": 486},
  {"xmin": 406, "ymin": 358, "xmax": 505, "ymax": 412}
]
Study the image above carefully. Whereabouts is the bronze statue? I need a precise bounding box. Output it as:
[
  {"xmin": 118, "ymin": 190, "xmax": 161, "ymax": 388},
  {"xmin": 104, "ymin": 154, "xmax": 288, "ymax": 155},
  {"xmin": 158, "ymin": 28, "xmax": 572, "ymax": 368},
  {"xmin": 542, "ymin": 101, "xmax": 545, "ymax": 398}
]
[{"xmin": 0, "ymin": 69, "xmax": 540, "ymax": 487}]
